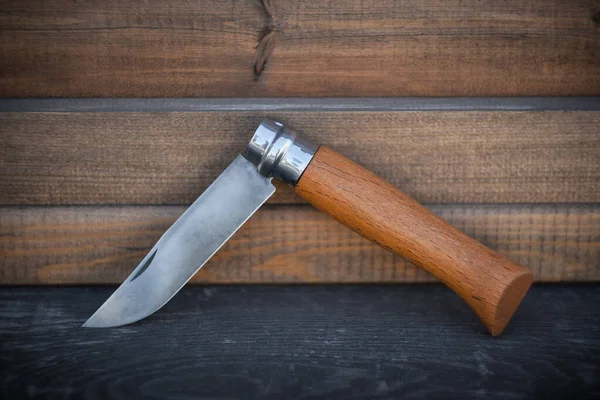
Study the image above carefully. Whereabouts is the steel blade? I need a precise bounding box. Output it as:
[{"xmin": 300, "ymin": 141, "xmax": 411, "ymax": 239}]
[{"xmin": 83, "ymin": 155, "xmax": 275, "ymax": 328}]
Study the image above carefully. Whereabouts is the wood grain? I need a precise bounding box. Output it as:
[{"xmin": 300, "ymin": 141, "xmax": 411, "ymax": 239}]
[
  {"xmin": 1, "ymin": 111, "xmax": 599, "ymax": 205},
  {"xmin": 1, "ymin": 204, "xmax": 597, "ymax": 285},
  {"xmin": 296, "ymin": 147, "xmax": 533, "ymax": 335},
  {"xmin": 1, "ymin": 0, "xmax": 599, "ymax": 97},
  {"xmin": 1, "ymin": 286, "xmax": 599, "ymax": 399}
]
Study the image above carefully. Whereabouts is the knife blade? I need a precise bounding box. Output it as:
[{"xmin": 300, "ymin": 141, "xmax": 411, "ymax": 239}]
[
  {"xmin": 84, "ymin": 118, "xmax": 532, "ymax": 335},
  {"xmin": 83, "ymin": 155, "xmax": 276, "ymax": 327}
]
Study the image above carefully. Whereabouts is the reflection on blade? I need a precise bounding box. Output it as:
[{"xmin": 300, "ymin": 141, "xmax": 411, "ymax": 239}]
[{"xmin": 83, "ymin": 156, "xmax": 276, "ymax": 328}]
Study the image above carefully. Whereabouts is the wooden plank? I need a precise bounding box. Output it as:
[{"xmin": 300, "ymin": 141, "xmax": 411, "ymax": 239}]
[
  {"xmin": 1, "ymin": 204, "xmax": 597, "ymax": 284},
  {"xmin": 1, "ymin": 111, "xmax": 599, "ymax": 205},
  {"xmin": 1, "ymin": 286, "xmax": 599, "ymax": 398},
  {"xmin": 1, "ymin": 0, "xmax": 599, "ymax": 97}
]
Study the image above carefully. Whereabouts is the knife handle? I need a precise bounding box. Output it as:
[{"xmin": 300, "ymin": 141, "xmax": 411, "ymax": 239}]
[{"xmin": 295, "ymin": 146, "xmax": 533, "ymax": 336}]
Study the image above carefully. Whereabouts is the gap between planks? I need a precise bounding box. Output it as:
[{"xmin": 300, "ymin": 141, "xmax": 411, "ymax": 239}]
[
  {"xmin": 1, "ymin": 98, "xmax": 600, "ymax": 112},
  {"xmin": 0, "ymin": 204, "xmax": 598, "ymax": 284}
]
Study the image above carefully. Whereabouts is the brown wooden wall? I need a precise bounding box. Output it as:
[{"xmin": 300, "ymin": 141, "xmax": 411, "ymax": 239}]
[
  {"xmin": 1, "ymin": 107, "xmax": 599, "ymax": 284},
  {"xmin": 1, "ymin": 0, "xmax": 599, "ymax": 97},
  {"xmin": 2, "ymin": 204, "xmax": 598, "ymax": 284},
  {"xmin": 2, "ymin": 111, "xmax": 598, "ymax": 205},
  {"xmin": 1, "ymin": 1, "xmax": 599, "ymax": 285}
]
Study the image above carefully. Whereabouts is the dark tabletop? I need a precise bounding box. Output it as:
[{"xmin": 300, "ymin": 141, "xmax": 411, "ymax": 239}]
[{"xmin": 1, "ymin": 285, "xmax": 599, "ymax": 399}]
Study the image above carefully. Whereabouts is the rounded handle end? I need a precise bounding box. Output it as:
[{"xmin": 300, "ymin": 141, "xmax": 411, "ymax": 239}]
[{"xmin": 482, "ymin": 269, "xmax": 533, "ymax": 336}]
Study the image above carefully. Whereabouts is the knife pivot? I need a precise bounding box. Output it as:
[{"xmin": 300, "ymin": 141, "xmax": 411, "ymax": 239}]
[{"xmin": 245, "ymin": 119, "xmax": 318, "ymax": 186}]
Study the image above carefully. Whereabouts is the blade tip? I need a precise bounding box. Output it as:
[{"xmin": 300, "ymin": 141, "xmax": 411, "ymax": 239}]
[
  {"xmin": 82, "ymin": 312, "xmax": 113, "ymax": 328},
  {"xmin": 81, "ymin": 317, "xmax": 101, "ymax": 328},
  {"xmin": 81, "ymin": 311, "xmax": 142, "ymax": 328}
]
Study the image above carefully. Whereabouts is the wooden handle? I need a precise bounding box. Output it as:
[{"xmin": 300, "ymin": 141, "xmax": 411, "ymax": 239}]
[{"xmin": 296, "ymin": 147, "xmax": 533, "ymax": 336}]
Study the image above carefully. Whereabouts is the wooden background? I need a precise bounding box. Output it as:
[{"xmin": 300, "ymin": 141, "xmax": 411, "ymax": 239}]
[
  {"xmin": 1, "ymin": 0, "xmax": 599, "ymax": 285},
  {"xmin": 1, "ymin": 0, "xmax": 599, "ymax": 97},
  {"xmin": 1, "ymin": 2, "xmax": 600, "ymax": 398}
]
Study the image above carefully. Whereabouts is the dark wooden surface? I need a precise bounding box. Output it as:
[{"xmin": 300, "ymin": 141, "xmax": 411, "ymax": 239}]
[
  {"xmin": 1, "ymin": 285, "xmax": 599, "ymax": 399},
  {"xmin": 1, "ymin": 204, "xmax": 598, "ymax": 284},
  {"xmin": 1, "ymin": 0, "xmax": 599, "ymax": 97},
  {"xmin": 2, "ymin": 111, "xmax": 599, "ymax": 205}
]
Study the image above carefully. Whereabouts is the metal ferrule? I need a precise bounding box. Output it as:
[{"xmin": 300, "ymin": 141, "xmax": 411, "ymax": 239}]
[{"xmin": 244, "ymin": 119, "xmax": 319, "ymax": 186}]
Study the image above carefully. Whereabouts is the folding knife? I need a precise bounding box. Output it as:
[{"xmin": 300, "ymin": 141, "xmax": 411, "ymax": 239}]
[{"xmin": 84, "ymin": 119, "xmax": 532, "ymax": 335}]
